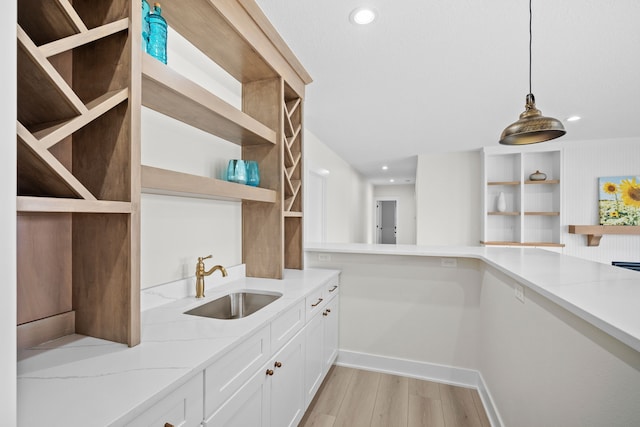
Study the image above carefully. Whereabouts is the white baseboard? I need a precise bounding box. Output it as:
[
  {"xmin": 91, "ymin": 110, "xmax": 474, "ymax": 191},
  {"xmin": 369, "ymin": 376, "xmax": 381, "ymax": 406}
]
[{"xmin": 336, "ymin": 350, "xmax": 503, "ymax": 427}]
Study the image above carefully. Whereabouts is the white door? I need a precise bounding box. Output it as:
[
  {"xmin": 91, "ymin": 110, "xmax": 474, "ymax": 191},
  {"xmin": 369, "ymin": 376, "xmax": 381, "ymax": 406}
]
[{"xmin": 377, "ymin": 200, "xmax": 397, "ymax": 244}]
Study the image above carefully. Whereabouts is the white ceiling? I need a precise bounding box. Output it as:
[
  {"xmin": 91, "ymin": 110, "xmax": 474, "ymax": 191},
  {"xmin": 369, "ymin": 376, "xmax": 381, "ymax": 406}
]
[{"xmin": 255, "ymin": 0, "xmax": 640, "ymax": 185}]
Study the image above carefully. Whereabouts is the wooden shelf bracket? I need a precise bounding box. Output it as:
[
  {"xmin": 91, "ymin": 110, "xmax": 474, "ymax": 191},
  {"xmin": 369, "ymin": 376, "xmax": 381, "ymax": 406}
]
[{"xmin": 568, "ymin": 225, "xmax": 640, "ymax": 247}]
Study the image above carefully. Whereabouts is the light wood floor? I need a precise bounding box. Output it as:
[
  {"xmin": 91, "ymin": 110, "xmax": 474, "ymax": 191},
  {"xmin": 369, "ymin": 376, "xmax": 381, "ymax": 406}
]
[{"xmin": 299, "ymin": 366, "xmax": 491, "ymax": 427}]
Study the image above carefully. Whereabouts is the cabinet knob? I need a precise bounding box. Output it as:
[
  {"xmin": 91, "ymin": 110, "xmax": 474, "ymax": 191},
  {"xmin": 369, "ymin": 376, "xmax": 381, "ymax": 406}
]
[
  {"xmin": 164, "ymin": 423, "xmax": 174, "ymax": 427},
  {"xmin": 326, "ymin": 308, "xmax": 331, "ymax": 313},
  {"xmin": 266, "ymin": 369, "xmax": 274, "ymax": 376},
  {"xmin": 322, "ymin": 311, "xmax": 328, "ymax": 316},
  {"xmin": 274, "ymin": 361, "xmax": 282, "ymax": 368}
]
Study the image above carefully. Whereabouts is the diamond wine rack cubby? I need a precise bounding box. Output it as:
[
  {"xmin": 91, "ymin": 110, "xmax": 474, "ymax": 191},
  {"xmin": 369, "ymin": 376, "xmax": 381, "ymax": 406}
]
[
  {"xmin": 16, "ymin": 0, "xmax": 139, "ymax": 348},
  {"xmin": 283, "ymin": 89, "xmax": 302, "ymax": 214}
]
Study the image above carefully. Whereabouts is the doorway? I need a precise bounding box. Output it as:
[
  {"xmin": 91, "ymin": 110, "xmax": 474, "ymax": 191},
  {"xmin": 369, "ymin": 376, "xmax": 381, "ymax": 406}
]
[
  {"xmin": 306, "ymin": 170, "xmax": 327, "ymax": 243},
  {"xmin": 376, "ymin": 200, "xmax": 397, "ymax": 244}
]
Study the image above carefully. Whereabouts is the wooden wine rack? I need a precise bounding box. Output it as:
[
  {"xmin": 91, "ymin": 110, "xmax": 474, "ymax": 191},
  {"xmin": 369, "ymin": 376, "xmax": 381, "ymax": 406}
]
[{"xmin": 16, "ymin": 0, "xmax": 139, "ymax": 348}]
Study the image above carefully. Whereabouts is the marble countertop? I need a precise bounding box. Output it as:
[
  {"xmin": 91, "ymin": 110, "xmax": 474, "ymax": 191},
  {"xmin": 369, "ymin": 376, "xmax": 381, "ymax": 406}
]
[
  {"xmin": 305, "ymin": 243, "xmax": 640, "ymax": 353},
  {"xmin": 17, "ymin": 268, "xmax": 339, "ymax": 427}
]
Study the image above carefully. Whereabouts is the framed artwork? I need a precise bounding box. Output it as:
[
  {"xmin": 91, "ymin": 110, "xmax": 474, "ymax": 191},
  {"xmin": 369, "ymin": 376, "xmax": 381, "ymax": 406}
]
[{"xmin": 599, "ymin": 176, "xmax": 640, "ymax": 225}]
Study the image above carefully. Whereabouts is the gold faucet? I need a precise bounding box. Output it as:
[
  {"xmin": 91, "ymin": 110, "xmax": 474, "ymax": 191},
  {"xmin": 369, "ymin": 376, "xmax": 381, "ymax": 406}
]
[{"xmin": 195, "ymin": 255, "xmax": 228, "ymax": 298}]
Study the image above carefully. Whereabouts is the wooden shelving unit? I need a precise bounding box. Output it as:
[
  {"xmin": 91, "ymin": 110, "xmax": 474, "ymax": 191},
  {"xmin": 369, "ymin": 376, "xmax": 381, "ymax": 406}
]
[
  {"xmin": 142, "ymin": 166, "xmax": 277, "ymax": 203},
  {"xmin": 17, "ymin": 0, "xmax": 311, "ymax": 348},
  {"xmin": 568, "ymin": 225, "xmax": 640, "ymax": 247},
  {"xmin": 482, "ymin": 147, "xmax": 563, "ymax": 249},
  {"xmin": 16, "ymin": 0, "xmax": 139, "ymax": 349}
]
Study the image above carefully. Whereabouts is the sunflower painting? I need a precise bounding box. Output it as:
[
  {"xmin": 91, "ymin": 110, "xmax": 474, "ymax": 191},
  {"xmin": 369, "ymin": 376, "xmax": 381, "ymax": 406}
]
[{"xmin": 599, "ymin": 176, "xmax": 640, "ymax": 225}]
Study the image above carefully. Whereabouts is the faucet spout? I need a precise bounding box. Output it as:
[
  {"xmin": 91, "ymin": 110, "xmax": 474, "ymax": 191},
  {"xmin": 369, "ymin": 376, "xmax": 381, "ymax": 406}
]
[{"xmin": 195, "ymin": 256, "xmax": 227, "ymax": 298}]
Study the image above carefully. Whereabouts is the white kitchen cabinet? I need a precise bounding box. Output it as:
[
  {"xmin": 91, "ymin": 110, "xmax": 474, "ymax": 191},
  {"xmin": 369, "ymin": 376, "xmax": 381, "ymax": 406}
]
[
  {"xmin": 481, "ymin": 146, "xmax": 564, "ymax": 249},
  {"xmin": 304, "ymin": 277, "xmax": 340, "ymax": 408},
  {"xmin": 269, "ymin": 329, "xmax": 306, "ymax": 427},
  {"xmin": 126, "ymin": 372, "xmax": 204, "ymax": 427},
  {"xmin": 322, "ymin": 295, "xmax": 340, "ymax": 373},
  {"xmin": 304, "ymin": 308, "xmax": 324, "ymax": 406},
  {"xmin": 205, "ymin": 329, "xmax": 305, "ymax": 427}
]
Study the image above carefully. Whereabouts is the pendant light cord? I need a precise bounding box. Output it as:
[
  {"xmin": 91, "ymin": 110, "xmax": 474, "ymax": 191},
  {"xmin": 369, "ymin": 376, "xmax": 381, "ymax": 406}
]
[{"xmin": 529, "ymin": 0, "xmax": 532, "ymax": 95}]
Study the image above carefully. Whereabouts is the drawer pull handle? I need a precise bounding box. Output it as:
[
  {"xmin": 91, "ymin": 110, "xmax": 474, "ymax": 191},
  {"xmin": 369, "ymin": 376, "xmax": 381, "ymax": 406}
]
[
  {"xmin": 165, "ymin": 424, "xmax": 174, "ymax": 427},
  {"xmin": 329, "ymin": 285, "xmax": 338, "ymax": 292},
  {"xmin": 274, "ymin": 361, "xmax": 282, "ymax": 368},
  {"xmin": 311, "ymin": 298, "xmax": 323, "ymax": 307},
  {"xmin": 266, "ymin": 369, "xmax": 274, "ymax": 376}
]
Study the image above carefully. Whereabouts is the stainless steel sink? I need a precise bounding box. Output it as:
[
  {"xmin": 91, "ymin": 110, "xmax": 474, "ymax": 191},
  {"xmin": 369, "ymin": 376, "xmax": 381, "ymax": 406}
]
[{"xmin": 184, "ymin": 290, "xmax": 282, "ymax": 319}]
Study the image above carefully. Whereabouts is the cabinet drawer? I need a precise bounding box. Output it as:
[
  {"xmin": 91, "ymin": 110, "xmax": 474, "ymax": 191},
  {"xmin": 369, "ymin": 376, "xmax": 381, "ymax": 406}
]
[
  {"xmin": 204, "ymin": 325, "xmax": 270, "ymax": 417},
  {"xmin": 126, "ymin": 372, "xmax": 203, "ymax": 427},
  {"xmin": 305, "ymin": 288, "xmax": 326, "ymax": 322},
  {"xmin": 271, "ymin": 299, "xmax": 305, "ymax": 354}
]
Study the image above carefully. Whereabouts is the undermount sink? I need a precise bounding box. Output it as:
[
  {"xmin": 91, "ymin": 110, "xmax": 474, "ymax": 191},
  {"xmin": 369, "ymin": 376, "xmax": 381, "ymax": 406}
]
[{"xmin": 184, "ymin": 290, "xmax": 282, "ymax": 319}]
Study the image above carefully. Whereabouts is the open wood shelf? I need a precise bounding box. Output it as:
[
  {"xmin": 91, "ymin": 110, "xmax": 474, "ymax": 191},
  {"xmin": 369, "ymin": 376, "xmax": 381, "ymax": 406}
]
[
  {"xmin": 488, "ymin": 211, "xmax": 520, "ymax": 216},
  {"xmin": 525, "ymin": 179, "xmax": 560, "ymax": 185},
  {"xmin": 568, "ymin": 225, "xmax": 640, "ymax": 247},
  {"xmin": 488, "ymin": 181, "xmax": 520, "ymax": 186},
  {"xmin": 141, "ymin": 165, "xmax": 277, "ymax": 203},
  {"xmin": 524, "ymin": 212, "xmax": 560, "ymax": 216},
  {"xmin": 284, "ymin": 211, "xmax": 303, "ymax": 218},
  {"xmin": 17, "ymin": 196, "xmax": 132, "ymax": 213},
  {"xmin": 141, "ymin": 54, "xmax": 277, "ymax": 146},
  {"xmin": 39, "ymin": 18, "xmax": 128, "ymax": 58}
]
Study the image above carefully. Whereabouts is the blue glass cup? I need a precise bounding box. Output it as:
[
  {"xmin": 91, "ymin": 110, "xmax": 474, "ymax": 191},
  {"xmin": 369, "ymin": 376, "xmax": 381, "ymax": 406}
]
[
  {"xmin": 235, "ymin": 160, "xmax": 247, "ymax": 185},
  {"xmin": 226, "ymin": 159, "xmax": 237, "ymax": 182},
  {"xmin": 247, "ymin": 161, "xmax": 260, "ymax": 187}
]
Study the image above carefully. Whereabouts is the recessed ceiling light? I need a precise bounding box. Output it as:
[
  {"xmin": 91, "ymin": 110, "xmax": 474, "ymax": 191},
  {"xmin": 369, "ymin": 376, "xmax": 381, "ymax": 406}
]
[
  {"xmin": 567, "ymin": 116, "xmax": 581, "ymax": 122},
  {"xmin": 389, "ymin": 178, "xmax": 395, "ymax": 183},
  {"xmin": 381, "ymin": 165, "xmax": 388, "ymax": 170},
  {"xmin": 350, "ymin": 7, "xmax": 377, "ymax": 25}
]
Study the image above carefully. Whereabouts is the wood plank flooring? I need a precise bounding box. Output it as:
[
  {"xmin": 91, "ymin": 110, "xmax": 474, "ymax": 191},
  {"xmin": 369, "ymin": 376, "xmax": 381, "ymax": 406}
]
[{"xmin": 300, "ymin": 366, "xmax": 491, "ymax": 427}]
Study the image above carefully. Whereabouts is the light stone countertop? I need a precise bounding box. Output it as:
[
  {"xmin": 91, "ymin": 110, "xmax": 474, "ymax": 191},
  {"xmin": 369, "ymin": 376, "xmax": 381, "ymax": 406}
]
[
  {"xmin": 17, "ymin": 268, "xmax": 340, "ymax": 427},
  {"xmin": 305, "ymin": 243, "xmax": 640, "ymax": 353}
]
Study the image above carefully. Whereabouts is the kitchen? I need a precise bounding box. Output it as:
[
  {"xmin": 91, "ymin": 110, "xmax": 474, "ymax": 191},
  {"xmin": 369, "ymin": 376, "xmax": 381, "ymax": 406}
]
[{"xmin": 3, "ymin": 0, "xmax": 640, "ymax": 426}]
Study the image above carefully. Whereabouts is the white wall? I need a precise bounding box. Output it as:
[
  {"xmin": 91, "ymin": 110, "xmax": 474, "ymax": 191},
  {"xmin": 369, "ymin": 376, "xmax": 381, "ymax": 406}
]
[
  {"xmin": 416, "ymin": 151, "xmax": 482, "ymax": 246},
  {"xmin": 142, "ymin": 31, "xmax": 373, "ymax": 288},
  {"xmin": 479, "ymin": 265, "xmax": 640, "ymax": 426},
  {"xmin": 561, "ymin": 137, "xmax": 640, "ymax": 264},
  {"xmin": 140, "ymin": 30, "xmax": 244, "ymax": 288},
  {"xmin": 305, "ymin": 130, "xmax": 373, "ymax": 244},
  {"xmin": 1, "ymin": 2, "xmax": 17, "ymax": 423},
  {"xmin": 373, "ymin": 184, "xmax": 416, "ymax": 244}
]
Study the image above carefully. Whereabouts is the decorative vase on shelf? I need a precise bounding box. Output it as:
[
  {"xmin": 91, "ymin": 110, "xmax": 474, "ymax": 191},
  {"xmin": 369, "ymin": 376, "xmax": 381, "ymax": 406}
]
[
  {"xmin": 147, "ymin": 2, "xmax": 167, "ymax": 64},
  {"xmin": 246, "ymin": 161, "xmax": 260, "ymax": 187},
  {"xmin": 496, "ymin": 191, "xmax": 507, "ymax": 212},
  {"xmin": 529, "ymin": 170, "xmax": 547, "ymax": 181},
  {"xmin": 226, "ymin": 159, "xmax": 237, "ymax": 182},
  {"xmin": 235, "ymin": 160, "xmax": 247, "ymax": 185}
]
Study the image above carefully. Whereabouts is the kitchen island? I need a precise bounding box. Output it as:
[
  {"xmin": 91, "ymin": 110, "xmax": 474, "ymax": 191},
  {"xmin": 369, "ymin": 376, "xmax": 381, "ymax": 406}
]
[{"xmin": 305, "ymin": 243, "xmax": 640, "ymax": 427}]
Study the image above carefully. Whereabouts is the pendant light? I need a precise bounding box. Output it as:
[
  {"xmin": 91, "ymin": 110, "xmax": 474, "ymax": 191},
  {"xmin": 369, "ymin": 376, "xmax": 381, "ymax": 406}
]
[{"xmin": 499, "ymin": 0, "xmax": 565, "ymax": 145}]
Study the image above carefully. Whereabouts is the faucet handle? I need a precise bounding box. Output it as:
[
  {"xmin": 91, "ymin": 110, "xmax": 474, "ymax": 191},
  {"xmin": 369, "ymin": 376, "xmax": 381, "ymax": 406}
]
[{"xmin": 198, "ymin": 254, "xmax": 213, "ymax": 262}]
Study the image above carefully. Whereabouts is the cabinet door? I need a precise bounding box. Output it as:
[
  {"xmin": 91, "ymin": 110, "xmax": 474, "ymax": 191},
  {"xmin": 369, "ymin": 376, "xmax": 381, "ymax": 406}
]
[
  {"xmin": 126, "ymin": 372, "xmax": 203, "ymax": 427},
  {"xmin": 270, "ymin": 329, "xmax": 306, "ymax": 427},
  {"xmin": 304, "ymin": 310, "xmax": 324, "ymax": 408},
  {"xmin": 323, "ymin": 295, "xmax": 340, "ymax": 373},
  {"xmin": 204, "ymin": 367, "xmax": 269, "ymax": 427}
]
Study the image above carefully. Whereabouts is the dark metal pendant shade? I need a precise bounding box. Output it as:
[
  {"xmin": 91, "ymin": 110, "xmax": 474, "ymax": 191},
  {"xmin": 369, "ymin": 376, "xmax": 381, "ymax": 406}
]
[{"xmin": 499, "ymin": 94, "xmax": 566, "ymax": 145}]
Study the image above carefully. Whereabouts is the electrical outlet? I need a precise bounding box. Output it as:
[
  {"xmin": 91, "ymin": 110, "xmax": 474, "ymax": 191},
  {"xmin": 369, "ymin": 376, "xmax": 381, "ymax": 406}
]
[
  {"xmin": 514, "ymin": 283, "xmax": 525, "ymax": 303},
  {"xmin": 441, "ymin": 258, "xmax": 457, "ymax": 268},
  {"xmin": 318, "ymin": 254, "xmax": 331, "ymax": 262}
]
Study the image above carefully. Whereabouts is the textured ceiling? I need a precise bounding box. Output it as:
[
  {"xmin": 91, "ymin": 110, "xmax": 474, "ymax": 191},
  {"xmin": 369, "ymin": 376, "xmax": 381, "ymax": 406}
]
[{"xmin": 256, "ymin": 0, "xmax": 640, "ymax": 185}]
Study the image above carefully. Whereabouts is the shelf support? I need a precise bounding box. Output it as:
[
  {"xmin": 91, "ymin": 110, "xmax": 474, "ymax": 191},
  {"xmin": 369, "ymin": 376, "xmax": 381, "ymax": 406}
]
[{"xmin": 568, "ymin": 225, "xmax": 640, "ymax": 247}]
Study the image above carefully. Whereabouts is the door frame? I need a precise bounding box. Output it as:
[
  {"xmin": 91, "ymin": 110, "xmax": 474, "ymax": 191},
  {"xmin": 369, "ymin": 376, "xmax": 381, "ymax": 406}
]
[{"xmin": 373, "ymin": 197, "xmax": 399, "ymax": 244}]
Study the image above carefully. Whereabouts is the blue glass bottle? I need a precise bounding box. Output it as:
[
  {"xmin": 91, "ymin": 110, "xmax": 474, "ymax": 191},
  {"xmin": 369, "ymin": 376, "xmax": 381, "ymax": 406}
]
[
  {"xmin": 147, "ymin": 2, "xmax": 167, "ymax": 64},
  {"xmin": 141, "ymin": 0, "xmax": 150, "ymax": 52}
]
